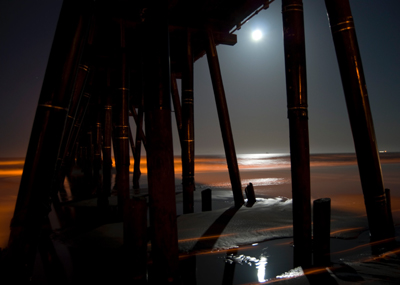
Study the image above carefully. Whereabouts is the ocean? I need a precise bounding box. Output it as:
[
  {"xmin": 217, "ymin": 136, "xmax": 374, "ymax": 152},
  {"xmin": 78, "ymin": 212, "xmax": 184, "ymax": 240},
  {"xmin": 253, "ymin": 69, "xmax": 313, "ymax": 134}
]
[{"xmin": 1, "ymin": 152, "xmax": 400, "ymax": 249}]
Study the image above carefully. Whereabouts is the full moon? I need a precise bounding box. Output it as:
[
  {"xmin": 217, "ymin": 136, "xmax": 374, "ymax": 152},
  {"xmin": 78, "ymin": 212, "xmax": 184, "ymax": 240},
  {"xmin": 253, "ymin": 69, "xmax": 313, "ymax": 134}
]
[{"xmin": 252, "ymin": 29, "xmax": 262, "ymax": 41}]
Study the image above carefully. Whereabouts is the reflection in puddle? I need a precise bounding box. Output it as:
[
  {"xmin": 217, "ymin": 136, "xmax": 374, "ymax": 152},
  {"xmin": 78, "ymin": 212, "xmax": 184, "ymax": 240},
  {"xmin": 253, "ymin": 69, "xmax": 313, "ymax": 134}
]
[
  {"xmin": 276, "ymin": 266, "xmax": 304, "ymax": 279},
  {"xmin": 224, "ymin": 252, "xmax": 269, "ymax": 283},
  {"xmin": 256, "ymin": 255, "xmax": 268, "ymax": 282},
  {"xmin": 225, "ymin": 253, "xmax": 260, "ymax": 266}
]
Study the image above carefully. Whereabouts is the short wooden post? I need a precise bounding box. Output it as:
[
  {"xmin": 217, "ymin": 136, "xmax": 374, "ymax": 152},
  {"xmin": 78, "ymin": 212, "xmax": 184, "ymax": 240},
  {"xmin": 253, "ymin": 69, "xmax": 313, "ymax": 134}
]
[
  {"xmin": 313, "ymin": 198, "xmax": 331, "ymax": 266},
  {"xmin": 205, "ymin": 27, "xmax": 244, "ymax": 208},
  {"xmin": 325, "ymin": 0, "xmax": 395, "ymax": 241},
  {"xmin": 245, "ymin": 183, "xmax": 256, "ymax": 204},
  {"xmin": 282, "ymin": 0, "xmax": 312, "ymax": 268},
  {"xmin": 201, "ymin": 189, "xmax": 212, "ymax": 212}
]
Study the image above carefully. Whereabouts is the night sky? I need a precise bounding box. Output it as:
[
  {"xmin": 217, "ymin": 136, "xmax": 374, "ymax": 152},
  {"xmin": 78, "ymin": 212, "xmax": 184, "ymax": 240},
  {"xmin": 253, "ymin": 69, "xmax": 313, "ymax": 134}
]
[{"xmin": 1, "ymin": 0, "xmax": 399, "ymax": 158}]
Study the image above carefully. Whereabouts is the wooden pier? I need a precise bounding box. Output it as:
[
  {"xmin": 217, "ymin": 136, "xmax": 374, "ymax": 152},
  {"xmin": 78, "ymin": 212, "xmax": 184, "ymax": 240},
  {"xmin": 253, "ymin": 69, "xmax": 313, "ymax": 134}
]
[{"xmin": 0, "ymin": 0, "xmax": 395, "ymax": 283}]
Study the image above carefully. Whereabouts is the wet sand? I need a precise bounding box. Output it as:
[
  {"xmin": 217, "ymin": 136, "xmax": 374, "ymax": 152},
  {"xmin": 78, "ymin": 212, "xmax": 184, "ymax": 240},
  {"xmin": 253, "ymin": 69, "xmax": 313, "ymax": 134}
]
[{"xmin": 1, "ymin": 154, "xmax": 400, "ymax": 283}]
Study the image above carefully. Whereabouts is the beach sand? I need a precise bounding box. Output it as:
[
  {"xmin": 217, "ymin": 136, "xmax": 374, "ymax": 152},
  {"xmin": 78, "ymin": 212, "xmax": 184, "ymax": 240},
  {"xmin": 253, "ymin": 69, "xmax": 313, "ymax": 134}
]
[{"xmin": 1, "ymin": 154, "xmax": 400, "ymax": 283}]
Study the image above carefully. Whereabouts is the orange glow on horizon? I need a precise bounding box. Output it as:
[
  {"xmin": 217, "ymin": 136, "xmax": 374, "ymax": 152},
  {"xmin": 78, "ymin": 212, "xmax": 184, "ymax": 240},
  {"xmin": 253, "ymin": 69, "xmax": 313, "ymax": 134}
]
[
  {"xmin": 0, "ymin": 169, "xmax": 23, "ymax": 176},
  {"xmin": 0, "ymin": 160, "xmax": 24, "ymax": 166}
]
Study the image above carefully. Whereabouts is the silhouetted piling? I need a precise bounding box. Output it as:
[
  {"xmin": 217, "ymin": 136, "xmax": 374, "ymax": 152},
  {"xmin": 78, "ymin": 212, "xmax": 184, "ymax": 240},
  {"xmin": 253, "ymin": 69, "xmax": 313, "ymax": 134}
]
[
  {"xmin": 68, "ymin": 91, "xmax": 92, "ymax": 170},
  {"xmin": 7, "ymin": 0, "xmax": 94, "ymax": 279},
  {"xmin": 64, "ymin": 70, "xmax": 95, "ymax": 176},
  {"xmin": 53, "ymin": 63, "xmax": 90, "ymax": 197},
  {"xmin": 201, "ymin": 188, "xmax": 212, "ymax": 212},
  {"xmin": 92, "ymin": 96, "xmax": 102, "ymax": 198},
  {"xmin": 128, "ymin": 124, "xmax": 136, "ymax": 157},
  {"xmin": 205, "ymin": 27, "xmax": 244, "ymax": 208},
  {"xmin": 313, "ymin": 198, "xmax": 331, "ymax": 266},
  {"xmin": 123, "ymin": 197, "xmax": 148, "ymax": 283},
  {"xmin": 180, "ymin": 254, "xmax": 197, "ymax": 285},
  {"xmin": 182, "ymin": 29, "xmax": 195, "ymax": 214},
  {"xmin": 132, "ymin": 102, "xmax": 144, "ymax": 190},
  {"xmin": 325, "ymin": 0, "xmax": 395, "ymax": 241},
  {"xmin": 101, "ymin": 71, "xmax": 113, "ymax": 205},
  {"xmin": 385, "ymin": 189, "xmax": 394, "ymax": 230},
  {"xmin": 114, "ymin": 21, "xmax": 130, "ymax": 216},
  {"xmin": 222, "ymin": 248, "xmax": 238, "ymax": 285},
  {"xmin": 143, "ymin": 3, "xmax": 179, "ymax": 283},
  {"xmin": 37, "ymin": 218, "xmax": 67, "ymax": 285},
  {"xmin": 282, "ymin": 0, "xmax": 312, "ymax": 268},
  {"xmin": 130, "ymin": 100, "xmax": 147, "ymax": 148},
  {"xmin": 82, "ymin": 128, "xmax": 94, "ymax": 187},
  {"xmin": 171, "ymin": 73, "xmax": 183, "ymax": 140}
]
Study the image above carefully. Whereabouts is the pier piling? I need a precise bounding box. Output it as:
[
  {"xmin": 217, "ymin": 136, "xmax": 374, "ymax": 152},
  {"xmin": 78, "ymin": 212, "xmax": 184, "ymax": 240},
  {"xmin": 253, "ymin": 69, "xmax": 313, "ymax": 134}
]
[
  {"xmin": 205, "ymin": 26, "xmax": 244, "ymax": 209},
  {"xmin": 201, "ymin": 188, "xmax": 212, "ymax": 212},
  {"xmin": 114, "ymin": 21, "xmax": 130, "ymax": 216},
  {"xmin": 245, "ymin": 182, "xmax": 256, "ymax": 205},
  {"xmin": 282, "ymin": 0, "xmax": 312, "ymax": 268},
  {"xmin": 313, "ymin": 198, "xmax": 331, "ymax": 266},
  {"xmin": 143, "ymin": 3, "xmax": 179, "ymax": 282},
  {"xmin": 182, "ymin": 29, "xmax": 195, "ymax": 214},
  {"xmin": 7, "ymin": 0, "xmax": 94, "ymax": 279},
  {"xmin": 325, "ymin": 0, "xmax": 395, "ymax": 241}
]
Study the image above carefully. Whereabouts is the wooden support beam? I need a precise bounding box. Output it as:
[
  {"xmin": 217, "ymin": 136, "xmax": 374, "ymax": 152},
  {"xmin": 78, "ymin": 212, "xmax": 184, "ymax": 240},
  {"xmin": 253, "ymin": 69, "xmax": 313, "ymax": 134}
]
[
  {"xmin": 205, "ymin": 26, "xmax": 244, "ymax": 208},
  {"xmin": 128, "ymin": 124, "xmax": 136, "ymax": 158},
  {"xmin": 171, "ymin": 72, "xmax": 183, "ymax": 142},
  {"xmin": 50, "ymin": 63, "xmax": 90, "ymax": 209},
  {"xmin": 325, "ymin": 0, "xmax": 394, "ymax": 241},
  {"xmin": 6, "ymin": 0, "xmax": 94, "ymax": 279},
  {"xmin": 114, "ymin": 21, "xmax": 130, "ymax": 216},
  {"xmin": 123, "ymin": 197, "xmax": 148, "ymax": 283},
  {"xmin": 142, "ymin": 2, "xmax": 179, "ymax": 282},
  {"xmin": 67, "ymin": 90, "xmax": 92, "ymax": 175},
  {"xmin": 133, "ymin": 96, "xmax": 144, "ymax": 190},
  {"xmin": 92, "ymin": 95, "xmax": 102, "ymax": 201},
  {"xmin": 100, "ymin": 70, "xmax": 113, "ymax": 206},
  {"xmin": 282, "ymin": 0, "xmax": 312, "ymax": 268},
  {"xmin": 54, "ymin": 64, "xmax": 90, "ymax": 192},
  {"xmin": 130, "ymin": 105, "xmax": 147, "ymax": 148},
  {"xmin": 181, "ymin": 29, "xmax": 195, "ymax": 214}
]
